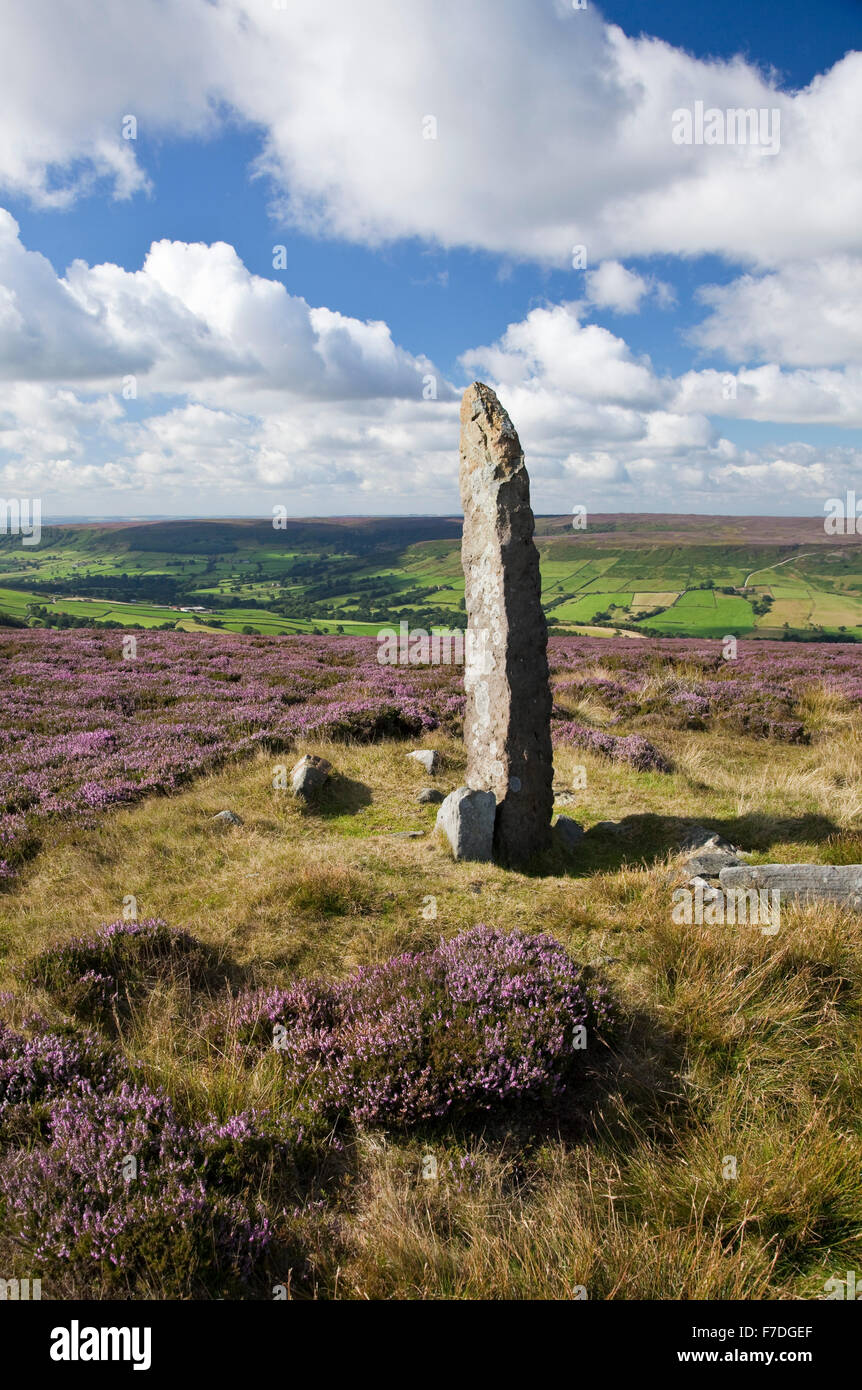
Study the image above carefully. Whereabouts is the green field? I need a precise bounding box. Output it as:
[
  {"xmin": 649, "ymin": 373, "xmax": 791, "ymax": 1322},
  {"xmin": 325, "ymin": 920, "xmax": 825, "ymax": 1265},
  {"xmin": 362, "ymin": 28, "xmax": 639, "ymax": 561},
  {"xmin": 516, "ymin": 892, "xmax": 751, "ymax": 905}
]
[{"xmin": 3, "ymin": 515, "xmax": 862, "ymax": 640}]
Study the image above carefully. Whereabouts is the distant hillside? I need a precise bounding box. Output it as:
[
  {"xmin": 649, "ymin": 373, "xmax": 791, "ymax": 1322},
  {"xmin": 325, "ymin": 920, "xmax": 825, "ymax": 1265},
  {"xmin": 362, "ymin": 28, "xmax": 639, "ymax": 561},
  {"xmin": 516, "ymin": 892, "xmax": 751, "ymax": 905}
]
[{"xmin": 24, "ymin": 516, "xmax": 464, "ymax": 556}]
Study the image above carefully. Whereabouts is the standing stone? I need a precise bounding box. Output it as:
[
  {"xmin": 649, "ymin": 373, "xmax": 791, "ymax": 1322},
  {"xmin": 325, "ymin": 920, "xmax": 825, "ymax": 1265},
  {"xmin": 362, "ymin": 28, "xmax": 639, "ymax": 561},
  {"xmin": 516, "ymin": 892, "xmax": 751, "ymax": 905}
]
[{"xmin": 459, "ymin": 382, "xmax": 554, "ymax": 864}]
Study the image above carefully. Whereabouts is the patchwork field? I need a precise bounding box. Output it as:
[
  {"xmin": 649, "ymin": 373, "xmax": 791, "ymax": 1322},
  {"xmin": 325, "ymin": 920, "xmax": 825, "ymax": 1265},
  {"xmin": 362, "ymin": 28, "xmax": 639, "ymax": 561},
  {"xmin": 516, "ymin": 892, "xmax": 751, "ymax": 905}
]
[{"xmin": 3, "ymin": 513, "xmax": 862, "ymax": 641}]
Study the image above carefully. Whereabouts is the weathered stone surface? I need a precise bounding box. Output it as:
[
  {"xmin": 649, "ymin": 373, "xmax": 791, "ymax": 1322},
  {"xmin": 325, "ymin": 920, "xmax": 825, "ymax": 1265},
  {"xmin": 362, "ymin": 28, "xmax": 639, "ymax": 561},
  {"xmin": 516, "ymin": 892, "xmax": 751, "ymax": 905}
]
[
  {"xmin": 679, "ymin": 825, "xmax": 739, "ymax": 855},
  {"xmin": 407, "ymin": 749, "xmax": 439, "ymax": 774},
  {"xmin": 683, "ymin": 850, "xmax": 742, "ymax": 879},
  {"xmin": 719, "ymin": 863, "xmax": 862, "ymax": 908},
  {"xmin": 459, "ymin": 382, "xmax": 554, "ymax": 864},
  {"xmin": 211, "ymin": 809, "xmax": 243, "ymax": 827},
  {"xmin": 417, "ymin": 787, "xmax": 444, "ymax": 804},
  {"xmin": 290, "ymin": 754, "xmax": 332, "ymax": 798},
  {"xmin": 553, "ymin": 816, "xmax": 585, "ymax": 852},
  {"xmin": 435, "ymin": 786, "xmax": 496, "ymax": 862}
]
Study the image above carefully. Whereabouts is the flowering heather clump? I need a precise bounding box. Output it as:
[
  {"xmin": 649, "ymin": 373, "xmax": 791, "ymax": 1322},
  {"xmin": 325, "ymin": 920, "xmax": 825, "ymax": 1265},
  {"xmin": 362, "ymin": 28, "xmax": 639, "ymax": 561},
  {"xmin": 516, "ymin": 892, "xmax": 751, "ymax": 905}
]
[
  {"xmin": 215, "ymin": 925, "xmax": 612, "ymax": 1126},
  {"xmin": 555, "ymin": 675, "xmax": 637, "ymax": 717},
  {"xmin": 717, "ymin": 707, "xmax": 808, "ymax": 744},
  {"xmin": 0, "ymin": 1021, "xmax": 125, "ymax": 1137},
  {"xmin": 669, "ymin": 690, "xmax": 711, "ymax": 728},
  {"xmin": 0, "ymin": 1081, "xmax": 275, "ymax": 1297},
  {"xmin": 553, "ymin": 722, "xmax": 672, "ymax": 774},
  {"xmin": 21, "ymin": 919, "xmax": 232, "ymax": 1029},
  {"xmin": 292, "ymin": 697, "xmax": 435, "ymax": 742}
]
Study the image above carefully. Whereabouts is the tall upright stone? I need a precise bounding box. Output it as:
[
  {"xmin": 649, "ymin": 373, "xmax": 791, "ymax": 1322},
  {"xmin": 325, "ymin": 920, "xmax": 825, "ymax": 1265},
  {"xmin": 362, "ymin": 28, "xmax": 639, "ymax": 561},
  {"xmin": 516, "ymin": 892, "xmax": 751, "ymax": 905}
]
[{"xmin": 459, "ymin": 381, "xmax": 554, "ymax": 864}]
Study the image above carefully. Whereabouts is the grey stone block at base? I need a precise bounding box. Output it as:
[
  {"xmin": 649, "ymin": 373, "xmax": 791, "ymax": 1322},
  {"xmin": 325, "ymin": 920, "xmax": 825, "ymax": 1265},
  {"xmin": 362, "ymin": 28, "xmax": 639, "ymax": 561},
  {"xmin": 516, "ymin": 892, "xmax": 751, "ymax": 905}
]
[{"xmin": 435, "ymin": 787, "xmax": 497, "ymax": 862}]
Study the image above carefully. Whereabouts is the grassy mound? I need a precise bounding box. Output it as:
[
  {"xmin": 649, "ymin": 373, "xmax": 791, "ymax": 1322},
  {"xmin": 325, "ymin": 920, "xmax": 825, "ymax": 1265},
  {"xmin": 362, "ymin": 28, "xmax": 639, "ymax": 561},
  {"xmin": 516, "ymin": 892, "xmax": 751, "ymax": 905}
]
[{"xmin": 21, "ymin": 919, "xmax": 234, "ymax": 1031}]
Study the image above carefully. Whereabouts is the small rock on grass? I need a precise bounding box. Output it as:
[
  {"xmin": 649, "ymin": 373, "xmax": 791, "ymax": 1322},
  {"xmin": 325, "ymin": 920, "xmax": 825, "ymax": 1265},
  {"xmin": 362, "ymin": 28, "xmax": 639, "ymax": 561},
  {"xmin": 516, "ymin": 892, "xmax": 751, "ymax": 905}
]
[
  {"xmin": 684, "ymin": 849, "xmax": 742, "ymax": 878},
  {"xmin": 417, "ymin": 787, "xmax": 444, "ymax": 804},
  {"xmin": 211, "ymin": 809, "xmax": 243, "ymax": 826},
  {"xmin": 679, "ymin": 825, "xmax": 739, "ymax": 855},
  {"xmin": 407, "ymin": 749, "xmax": 439, "ymax": 774},
  {"xmin": 291, "ymin": 754, "xmax": 332, "ymax": 799},
  {"xmin": 553, "ymin": 816, "xmax": 585, "ymax": 851}
]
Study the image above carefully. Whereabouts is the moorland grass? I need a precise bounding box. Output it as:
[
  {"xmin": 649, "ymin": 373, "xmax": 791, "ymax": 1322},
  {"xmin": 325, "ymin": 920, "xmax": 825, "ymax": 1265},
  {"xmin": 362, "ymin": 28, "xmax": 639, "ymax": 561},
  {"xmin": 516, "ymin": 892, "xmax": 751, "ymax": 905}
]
[{"xmin": 0, "ymin": 717, "xmax": 860, "ymax": 1298}]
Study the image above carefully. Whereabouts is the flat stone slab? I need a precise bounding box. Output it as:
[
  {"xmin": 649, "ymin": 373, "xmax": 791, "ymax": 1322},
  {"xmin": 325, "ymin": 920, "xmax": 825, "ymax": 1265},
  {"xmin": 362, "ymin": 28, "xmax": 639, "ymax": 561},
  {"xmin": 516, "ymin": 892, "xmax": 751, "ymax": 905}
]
[
  {"xmin": 719, "ymin": 863, "xmax": 862, "ymax": 909},
  {"xmin": 435, "ymin": 786, "xmax": 496, "ymax": 862},
  {"xmin": 588, "ymin": 820, "xmax": 627, "ymax": 837}
]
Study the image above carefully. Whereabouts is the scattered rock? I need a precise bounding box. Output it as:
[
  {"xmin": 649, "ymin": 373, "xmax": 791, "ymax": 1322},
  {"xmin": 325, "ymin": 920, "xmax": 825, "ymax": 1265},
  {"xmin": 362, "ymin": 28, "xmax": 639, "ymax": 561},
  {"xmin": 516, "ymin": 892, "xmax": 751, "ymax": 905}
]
[
  {"xmin": 435, "ymin": 786, "xmax": 496, "ymax": 863},
  {"xmin": 679, "ymin": 824, "xmax": 739, "ymax": 855},
  {"xmin": 387, "ymin": 830, "xmax": 425, "ymax": 839},
  {"xmin": 686, "ymin": 874, "xmax": 723, "ymax": 904},
  {"xmin": 684, "ymin": 850, "xmax": 742, "ymax": 879},
  {"xmin": 211, "ymin": 809, "xmax": 243, "ymax": 827},
  {"xmin": 407, "ymin": 749, "xmax": 439, "ymax": 775},
  {"xmin": 459, "ymin": 382, "xmax": 554, "ymax": 864},
  {"xmin": 553, "ymin": 816, "xmax": 585, "ymax": 852},
  {"xmin": 553, "ymin": 791, "xmax": 579, "ymax": 807},
  {"xmin": 417, "ymin": 787, "xmax": 444, "ymax": 804},
  {"xmin": 290, "ymin": 754, "xmax": 332, "ymax": 799}
]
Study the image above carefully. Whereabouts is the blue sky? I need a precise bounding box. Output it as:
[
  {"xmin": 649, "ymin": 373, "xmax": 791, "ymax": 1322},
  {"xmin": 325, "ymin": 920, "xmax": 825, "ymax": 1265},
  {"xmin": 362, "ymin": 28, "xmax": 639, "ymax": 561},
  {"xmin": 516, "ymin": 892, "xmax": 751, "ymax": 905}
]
[{"xmin": 0, "ymin": 0, "xmax": 860, "ymax": 518}]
